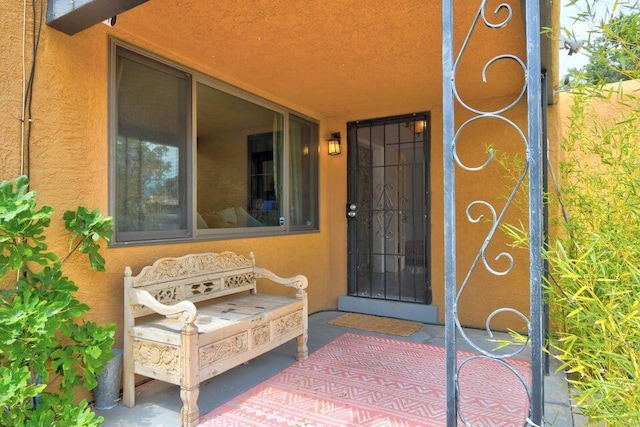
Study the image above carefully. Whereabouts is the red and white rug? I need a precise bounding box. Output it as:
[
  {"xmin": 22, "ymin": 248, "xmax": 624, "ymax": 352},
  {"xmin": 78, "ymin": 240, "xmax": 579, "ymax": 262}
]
[{"xmin": 198, "ymin": 333, "xmax": 530, "ymax": 427}]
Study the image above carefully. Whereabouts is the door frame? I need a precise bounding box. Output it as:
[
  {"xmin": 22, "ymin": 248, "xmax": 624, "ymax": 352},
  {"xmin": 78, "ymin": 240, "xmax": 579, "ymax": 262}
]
[{"xmin": 345, "ymin": 112, "xmax": 432, "ymax": 306}]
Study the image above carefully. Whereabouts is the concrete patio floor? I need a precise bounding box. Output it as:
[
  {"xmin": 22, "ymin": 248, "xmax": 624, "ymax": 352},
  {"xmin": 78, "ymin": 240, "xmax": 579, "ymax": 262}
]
[{"xmin": 97, "ymin": 310, "xmax": 587, "ymax": 427}]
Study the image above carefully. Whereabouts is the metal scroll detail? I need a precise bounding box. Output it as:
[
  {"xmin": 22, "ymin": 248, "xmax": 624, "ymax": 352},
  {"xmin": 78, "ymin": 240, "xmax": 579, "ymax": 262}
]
[
  {"xmin": 375, "ymin": 183, "xmax": 395, "ymax": 239},
  {"xmin": 442, "ymin": 0, "xmax": 543, "ymax": 426}
]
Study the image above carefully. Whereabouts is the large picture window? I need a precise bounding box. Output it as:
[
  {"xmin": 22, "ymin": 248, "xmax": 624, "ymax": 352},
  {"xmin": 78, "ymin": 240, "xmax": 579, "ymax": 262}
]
[{"xmin": 111, "ymin": 43, "xmax": 319, "ymax": 244}]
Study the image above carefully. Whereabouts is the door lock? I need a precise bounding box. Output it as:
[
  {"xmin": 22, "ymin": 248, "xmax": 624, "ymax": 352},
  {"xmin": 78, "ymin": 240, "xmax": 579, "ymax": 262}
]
[{"xmin": 346, "ymin": 203, "xmax": 357, "ymax": 218}]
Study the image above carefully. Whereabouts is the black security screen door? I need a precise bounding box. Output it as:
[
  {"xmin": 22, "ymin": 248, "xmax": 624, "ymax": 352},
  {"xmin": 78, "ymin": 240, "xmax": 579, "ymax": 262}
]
[{"xmin": 346, "ymin": 113, "xmax": 431, "ymax": 304}]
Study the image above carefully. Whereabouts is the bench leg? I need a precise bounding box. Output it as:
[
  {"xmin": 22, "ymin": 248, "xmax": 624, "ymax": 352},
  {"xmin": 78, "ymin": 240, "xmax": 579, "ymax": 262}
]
[
  {"xmin": 122, "ymin": 342, "xmax": 135, "ymax": 408},
  {"xmin": 122, "ymin": 370, "xmax": 135, "ymax": 408},
  {"xmin": 296, "ymin": 332, "xmax": 308, "ymax": 361},
  {"xmin": 180, "ymin": 385, "xmax": 200, "ymax": 427},
  {"xmin": 181, "ymin": 323, "xmax": 200, "ymax": 427}
]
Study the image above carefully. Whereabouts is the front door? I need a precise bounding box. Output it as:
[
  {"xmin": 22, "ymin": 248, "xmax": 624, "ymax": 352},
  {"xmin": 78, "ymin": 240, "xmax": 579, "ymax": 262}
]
[{"xmin": 347, "ymin": 113, "xmax": 431, "ymax": 304}]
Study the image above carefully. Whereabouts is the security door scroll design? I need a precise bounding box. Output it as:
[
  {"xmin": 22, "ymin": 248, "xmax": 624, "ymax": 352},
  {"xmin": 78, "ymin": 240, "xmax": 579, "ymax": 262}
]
[
  {"xmin": 375, "ymin": 183, "xmax": 398, "ymax": 240},
  {"xmin": 442, "ymin": 0, "xmax": 544, "ymax": 426}
]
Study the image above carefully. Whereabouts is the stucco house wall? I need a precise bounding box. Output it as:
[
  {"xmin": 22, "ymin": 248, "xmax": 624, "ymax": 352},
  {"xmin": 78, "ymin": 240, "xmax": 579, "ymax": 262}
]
[{"xmin": 1, "ymin": 1, "xmax": 558, "ymax": 346}]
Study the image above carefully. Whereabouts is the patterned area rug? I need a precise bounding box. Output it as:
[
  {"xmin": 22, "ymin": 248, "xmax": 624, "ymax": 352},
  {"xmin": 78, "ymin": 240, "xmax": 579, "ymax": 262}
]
[
  {"xmin": 327, "ymin": 313, "xmax": 423, "ymax": 336},
  {"xmin": 198, "ymin": 333, "xmax": 530, "ymax": 427}
]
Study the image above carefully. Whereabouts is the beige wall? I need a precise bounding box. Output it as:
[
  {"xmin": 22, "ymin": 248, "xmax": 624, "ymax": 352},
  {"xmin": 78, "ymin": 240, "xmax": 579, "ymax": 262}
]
[{"xmin": 0, "ymin": 1, "xmax": 552, "ymax": 342}]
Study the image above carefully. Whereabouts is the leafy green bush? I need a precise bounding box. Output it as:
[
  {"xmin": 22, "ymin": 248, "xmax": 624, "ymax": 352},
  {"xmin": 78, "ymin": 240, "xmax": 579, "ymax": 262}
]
[
  {"xmin": 548, "ymin": 93, "xmax": 640, "ymax": 424},
  {"xmin": 0, "ymin": 176, "xmax": 116, "ymax": 427}
]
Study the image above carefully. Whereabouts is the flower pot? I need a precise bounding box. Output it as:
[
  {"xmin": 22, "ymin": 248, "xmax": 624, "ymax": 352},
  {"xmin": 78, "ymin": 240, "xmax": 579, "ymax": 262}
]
[{"xmin": 94, "ymin": 348, "xmax": 123, "ymax": 410}]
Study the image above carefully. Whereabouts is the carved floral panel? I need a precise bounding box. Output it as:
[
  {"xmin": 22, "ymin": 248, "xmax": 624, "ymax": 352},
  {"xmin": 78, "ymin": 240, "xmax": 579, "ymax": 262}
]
[
  {"xmin": 132, "ymin": 339, "xmax": 180, "ymax": 374},
  {"xmin": 199, "ymin": 332, "xmax": 248, "ymax": 367},
  {"xmin": 274, "ymin": 311, "xmax": 302, "ymax": 336},
  {"xmin": 135, "ymin": 252, "xmax": 252, "ymax": 286},
  {"xmin": 251, "ymin": 324, "xmax": 270, "ymax": 347},
  {"xmin": 225, "ymin": 273, "xmax": 255, "ymax": 289}
]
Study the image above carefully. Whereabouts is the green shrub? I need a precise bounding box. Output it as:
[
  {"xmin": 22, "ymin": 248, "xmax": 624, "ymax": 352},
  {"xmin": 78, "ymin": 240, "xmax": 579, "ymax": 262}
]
[
  {"xmin": 548, "ymin": 93, "xmax": 640, "ymax": 424},
  {"xmin": 0, "ymin": 176, "xmax": 116, "ymax": 427}
]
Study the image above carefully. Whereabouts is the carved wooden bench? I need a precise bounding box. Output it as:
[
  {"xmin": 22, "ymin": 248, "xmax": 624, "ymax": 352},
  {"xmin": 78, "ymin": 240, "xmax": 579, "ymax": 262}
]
[{"xmin": 122, "ymin": 251, "xmax": 308, "ymax": 427}]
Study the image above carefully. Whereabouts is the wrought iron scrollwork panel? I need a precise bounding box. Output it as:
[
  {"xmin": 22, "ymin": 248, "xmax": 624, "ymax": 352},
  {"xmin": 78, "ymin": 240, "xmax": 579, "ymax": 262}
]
[{"xmin": 443, "ymin": 0, "xmax": 543, "ymax": 426}]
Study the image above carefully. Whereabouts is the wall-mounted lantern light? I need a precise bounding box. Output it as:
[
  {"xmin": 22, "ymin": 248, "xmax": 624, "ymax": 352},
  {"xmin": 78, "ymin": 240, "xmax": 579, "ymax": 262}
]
[
  {"xmin": 403, "ymin": 120, "xmax": 427, "ymax": 136},
  {"xmin": 327, "ymin": 132, "xmax": 341, "ymax": 156}
]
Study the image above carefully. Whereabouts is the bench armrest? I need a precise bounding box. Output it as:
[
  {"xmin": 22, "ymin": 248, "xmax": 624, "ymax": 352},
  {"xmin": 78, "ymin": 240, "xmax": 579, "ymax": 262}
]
[
  {"xmin": 254, "ymin": 266, "xmax": 308, "ymax": 293},
  {"xmin": 129, "ymin": 288, "xmax": 198, "ymax": 323}
]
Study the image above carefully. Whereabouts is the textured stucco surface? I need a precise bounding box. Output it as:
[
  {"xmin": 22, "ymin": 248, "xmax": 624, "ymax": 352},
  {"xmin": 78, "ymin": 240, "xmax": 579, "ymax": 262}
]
[{"xmin": 0, "ymin": 1, "xmax": 561, "ymax": 359}]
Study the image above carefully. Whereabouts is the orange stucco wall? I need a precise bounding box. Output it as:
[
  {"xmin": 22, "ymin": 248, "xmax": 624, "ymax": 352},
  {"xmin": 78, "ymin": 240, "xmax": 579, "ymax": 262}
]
[
  {"xmin": 0, "ymin": 3, "xmax": 346, "ymax": 351},
  {"xmin": 0, "ymin": 0, "xmax": 556, "ymax": 349},
  {"xmin": 557, "ymin": 80, "xmax": 640, "ymax": 131}
]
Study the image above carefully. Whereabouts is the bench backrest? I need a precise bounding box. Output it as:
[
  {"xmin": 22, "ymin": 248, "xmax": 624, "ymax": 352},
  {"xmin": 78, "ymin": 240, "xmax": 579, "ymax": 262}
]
[{"xmin": 125, "ymin": 251, "xmax": 257, "ymax": 319}]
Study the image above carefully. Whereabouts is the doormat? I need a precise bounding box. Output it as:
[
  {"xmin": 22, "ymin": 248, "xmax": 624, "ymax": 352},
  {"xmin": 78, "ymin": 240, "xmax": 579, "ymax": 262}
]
[
  {"xmin": 198, "ymin": 333, "xmax": 531, "ymax": 426},
  {"xmin": 327, "ymin": 312, "xmax": 423, "ymax": 336}
]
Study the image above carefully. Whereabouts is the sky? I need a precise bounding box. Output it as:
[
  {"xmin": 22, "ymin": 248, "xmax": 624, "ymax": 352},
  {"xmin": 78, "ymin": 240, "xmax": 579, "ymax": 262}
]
[
  {"xmin": 559, "ymin": 1, "xmax": 614, "ymax": 77},
  {"xmin": 559, "ymin": 3, "xmax": 590, "ymax": 77}
]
